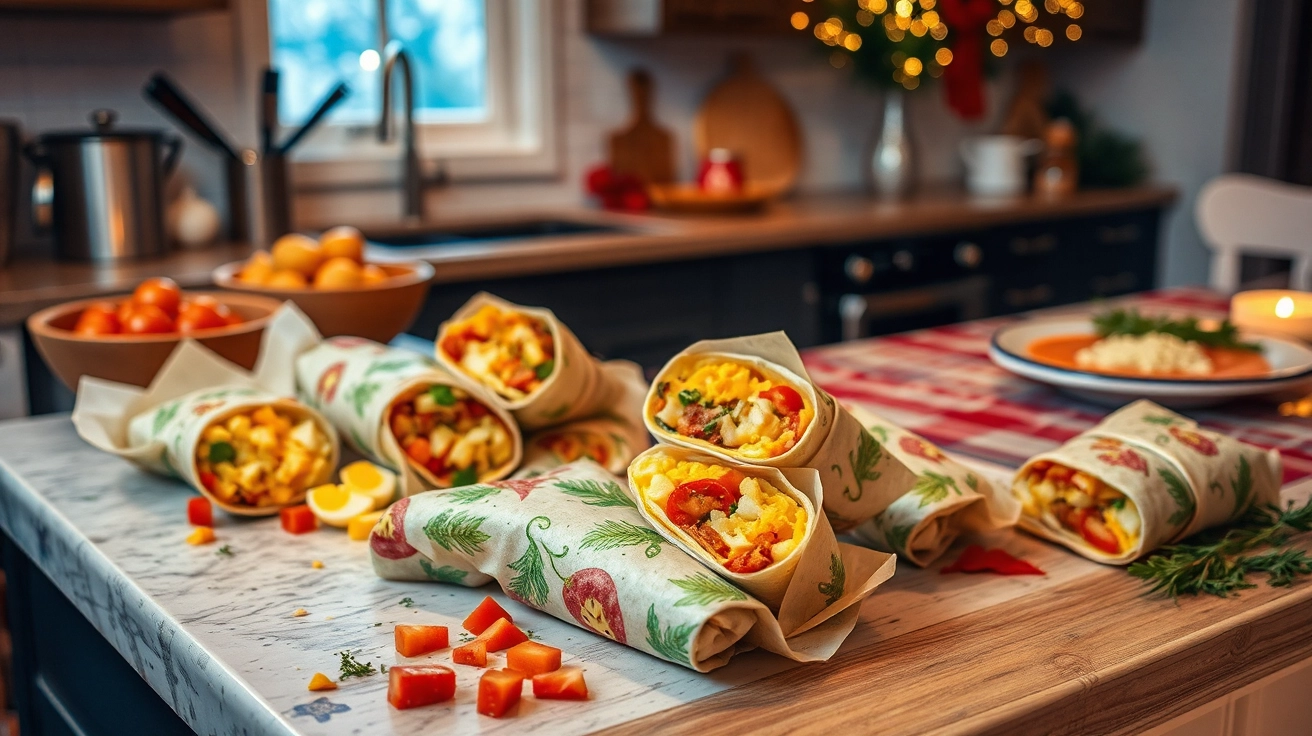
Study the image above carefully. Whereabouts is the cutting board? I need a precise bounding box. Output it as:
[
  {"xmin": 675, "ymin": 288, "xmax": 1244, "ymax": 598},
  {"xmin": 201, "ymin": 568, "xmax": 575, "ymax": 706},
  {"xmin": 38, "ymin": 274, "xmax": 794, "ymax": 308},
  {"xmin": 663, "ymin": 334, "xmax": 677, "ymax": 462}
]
[
  {"xmin": 608, "ymin": 69, "xmax": 675, "ymax": 185},
  {"xmin": 694, "ymin": 53, "xmax": 801, "ymax": 198}
]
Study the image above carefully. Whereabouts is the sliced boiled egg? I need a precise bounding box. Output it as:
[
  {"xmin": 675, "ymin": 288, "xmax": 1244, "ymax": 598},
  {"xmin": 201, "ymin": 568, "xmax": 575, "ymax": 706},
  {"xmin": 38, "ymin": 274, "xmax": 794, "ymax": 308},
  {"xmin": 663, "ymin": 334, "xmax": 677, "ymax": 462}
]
[
  {"xmin": 307, "ymin": 483, "xmax": 375, "ymax": 528},
  {"xmin": 339, "ymin": 460, "xmax": 396, "ymax": 509}
]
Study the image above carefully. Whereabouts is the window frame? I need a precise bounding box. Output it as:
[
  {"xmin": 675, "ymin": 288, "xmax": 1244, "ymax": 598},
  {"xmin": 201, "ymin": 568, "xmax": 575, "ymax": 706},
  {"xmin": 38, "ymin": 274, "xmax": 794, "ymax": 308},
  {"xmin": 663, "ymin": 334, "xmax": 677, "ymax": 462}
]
[{"xmin": 235, "ymin": 0, "xmax": 559, "ymax": 188}]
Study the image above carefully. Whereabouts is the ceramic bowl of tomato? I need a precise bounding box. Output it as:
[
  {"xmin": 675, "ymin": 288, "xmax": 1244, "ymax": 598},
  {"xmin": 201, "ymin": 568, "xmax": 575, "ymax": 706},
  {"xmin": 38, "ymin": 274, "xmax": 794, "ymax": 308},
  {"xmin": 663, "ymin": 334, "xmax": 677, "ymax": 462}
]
[{"xmin": 27, "ymin": 281, "xmax": 284, "ymax": 390}]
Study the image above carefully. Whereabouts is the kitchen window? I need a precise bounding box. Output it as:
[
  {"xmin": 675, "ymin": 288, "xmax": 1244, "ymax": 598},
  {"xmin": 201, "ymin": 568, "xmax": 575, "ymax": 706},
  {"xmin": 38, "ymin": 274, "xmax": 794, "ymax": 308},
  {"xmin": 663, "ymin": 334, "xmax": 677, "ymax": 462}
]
[{"xmin": 251, "ymin": 0, "xmax": 557, "ymax": 184}]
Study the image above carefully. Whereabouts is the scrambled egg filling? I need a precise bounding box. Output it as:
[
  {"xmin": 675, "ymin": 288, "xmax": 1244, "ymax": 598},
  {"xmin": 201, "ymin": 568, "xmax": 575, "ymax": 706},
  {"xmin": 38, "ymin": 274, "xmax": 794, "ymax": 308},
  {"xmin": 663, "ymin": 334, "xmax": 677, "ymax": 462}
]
[
  {"xmin": 631, "ymin": 454, "xmax": 807, "ymax": 571},
  {"xmin": 1075, "ymin": 333, "xmax": 1213, "ymax": 376},
  {"xmin": 440, "ymin": 305, "xmax": 555, "ymax": 400},
  {"xmin": 196, "ymin": 406, "xmax": 332, "ymax": 507},
  {"xmin": 391, "ymin": 384, "xmax": 515, "ymax": 485},
  {"xmin": 1011, "ymin": 460, "xmax": 1141, "ymax": 554},
  {"xmin": 649, "ymin": 358, "xmax": 813, "ymax": 459}
]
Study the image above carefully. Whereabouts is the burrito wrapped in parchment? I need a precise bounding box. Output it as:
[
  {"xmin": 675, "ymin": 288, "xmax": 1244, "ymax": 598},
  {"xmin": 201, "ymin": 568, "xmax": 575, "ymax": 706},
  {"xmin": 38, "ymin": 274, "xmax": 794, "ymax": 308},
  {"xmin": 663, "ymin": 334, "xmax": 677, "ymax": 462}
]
[
  {"xmin": 644, "ymin": 333, "xmax": 916, "ymax": 531},
  {"xmin": 848, "ymin": 405, "xmax": 1020, "ymax": 567},
  {"xmin": 1012, "ymin": 400, "xmax": 1282, "ymax": 563},
  {"xmin": 295, "ymin": 337, "xmax": 521, "ymax": 497},
  {"xmin": 370, "ymin": 460, "xmax": 895, "ymax": 672},
  {"xmin": 517, "ymin": 362, "xmax": 651, "ymax": 477},
  {"xmin": 72, "ymin": 306, "xmax": 340, "ymax": 516},
  {"xmin": 436, "ymin": 293, "xmax": 624, "ymax": 431}
]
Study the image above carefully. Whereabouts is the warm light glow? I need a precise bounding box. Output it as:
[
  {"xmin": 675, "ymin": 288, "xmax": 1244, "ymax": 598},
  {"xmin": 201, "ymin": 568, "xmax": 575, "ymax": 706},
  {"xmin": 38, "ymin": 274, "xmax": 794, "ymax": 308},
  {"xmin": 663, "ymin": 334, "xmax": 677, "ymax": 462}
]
[
  {"xmin": 843, "ymin": 33, "xmax": 863, "ymax": 51},
  {"xmin": 886, "ymin": 27, "xmax": 906, "ymax": 41},
  {"xmin": 1277, "ymin": 296, "xmax": 1296, "ymax": 319},
  {"xmin": 359, "ymin": 49, "xmax": 380, "ymax": 72},
  {"xmin": 1067, "ymin": 2, "xmax": 1084, "ymax": 19},
  {"xmin": 870, "ymin": 0, "xmax": 889, "ymax": 11},
  {"xmin": 910, "ymin": 19, "xmax": 927, "ymax": 36},
  {"xmin": 904, "ymin": 57, "xmax": 924, "ymax": 76},
  {"xmin": 1066, "ymin": 23, "xmax": 1082, "ymax": 40},
  {"xmin": 919, "ymin": 0, "xmax": 935, "ymax": 8},
  {"xmin": 1024, "ymin": 26, "xmax": 1039, "ymax": 42},
  {"xmin": 1044, "ymin": 0, "xmax": 1061, "ymax": 12},
  {"xmin": 987, "ymin": 19, "xmax": 1004, "ymax": 35},
  {"xmin": 1036, "ymin": 28, "xmax": 1054, "ymax": 46},
  {"xmin": 999, "ymin": 9, "xmax": 1016, "ymax": 27},
  {"xmin": 930, "ymin": 22, "xmax": 948, "ymax": 40},
  {"xmin": 895, "ymin": 0, "xmax": 913, "ymax": 18},
  {"xmin": 991, "ymin": 38, "xmax": 1009, "ymax": 56},
  {"xmin": 895, "ymin": 13, "xmax": 911, "ymax": 29},
  {"xmin": 856, "ymin": 9, "xmax": 875, "ymax": 26},
  {"xmin": 1015, "ymin": 0, "xmax": 1033, "ymax": 16},
  {"xmin": 935, "ymin": 47, "xmax": 953, "ymax": 65},
  {"xmin": 921, "ymin": 10, "xmax": 940, "ymax": 27},
  {"xmin": 903, "ymin": 76, "xmax": 920, "ymax": 90},
  {"xmin": 791, "ymin": 11, "xmax": 809, "ymax": 30}
]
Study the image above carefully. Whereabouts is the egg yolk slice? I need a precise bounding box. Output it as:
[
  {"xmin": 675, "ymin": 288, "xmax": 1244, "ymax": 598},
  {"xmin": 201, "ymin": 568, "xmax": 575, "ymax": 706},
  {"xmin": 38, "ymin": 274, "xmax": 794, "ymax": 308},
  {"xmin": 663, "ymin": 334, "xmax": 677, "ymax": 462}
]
[
  {"xmin": 340, "ymin": 460, "xmax": 396, "ymax": 509},
  {"xmin": 307, "ymin": 484, "xmax": 376, "ymax": 528}
]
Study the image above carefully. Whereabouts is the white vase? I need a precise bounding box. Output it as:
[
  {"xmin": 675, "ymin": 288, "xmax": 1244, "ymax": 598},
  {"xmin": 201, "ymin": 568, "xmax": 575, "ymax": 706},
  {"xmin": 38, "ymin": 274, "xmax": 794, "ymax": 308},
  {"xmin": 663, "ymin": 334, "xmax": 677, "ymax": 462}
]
[{"xmin": 871, "ymin": 90, "xmax": 916, "ymax": 199}]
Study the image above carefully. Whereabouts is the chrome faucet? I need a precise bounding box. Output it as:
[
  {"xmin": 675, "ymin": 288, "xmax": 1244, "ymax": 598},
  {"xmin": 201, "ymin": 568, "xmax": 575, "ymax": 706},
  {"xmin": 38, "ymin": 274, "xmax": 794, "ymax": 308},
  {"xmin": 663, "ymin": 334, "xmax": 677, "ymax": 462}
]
[{"xmin": 378, "ymin": 41, "xmax": 424, "ymax": 220}]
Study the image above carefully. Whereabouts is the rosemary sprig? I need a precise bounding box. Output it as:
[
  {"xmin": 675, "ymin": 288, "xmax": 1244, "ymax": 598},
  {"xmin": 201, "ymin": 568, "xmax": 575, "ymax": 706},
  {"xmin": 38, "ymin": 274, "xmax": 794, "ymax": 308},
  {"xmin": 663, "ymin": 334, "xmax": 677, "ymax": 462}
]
[
  {"xmin": 1128, "ymin": 499, "xmax": 1312, "ymax": 598},
  {"xmin": 337, "ymin": 650, "xmax": 377, "ymax": 680},
  {"xmin": 1093, "ymin": 309, "xmax": 1262, "ymax": 352}
]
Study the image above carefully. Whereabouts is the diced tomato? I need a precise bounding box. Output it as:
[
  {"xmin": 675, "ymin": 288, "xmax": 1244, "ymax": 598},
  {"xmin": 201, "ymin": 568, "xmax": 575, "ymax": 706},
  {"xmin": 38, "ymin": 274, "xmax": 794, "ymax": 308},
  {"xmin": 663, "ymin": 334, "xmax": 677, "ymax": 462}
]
[
  {"xmin": 506, "ymin": 366, "xmax": 537, "ymax": 391},
  {"xmin": 532, "ymin": 667, "xmax": 589, "ymax": 701},
  {"xmin": 387, "ymin": 665, "xmax": 456, "ymax": 710},
  {"xmin": 467, "ymin": 401, "xmax": 488, "ymax": 419},
  {"xmin": 199, "ymin": 471, "xmax": 218, "ymax": 492},
  {"xmin": 478, "ymin": 618, "xmax": 529, "ymax": 652},
  {"xmin": 453, "ymin": 639, "xmax": 488, "ymax": 667},
  {"xmin": 725, "ymin": 531, "xmax": 777, "ymax": 574},
  {"xmin": 404, "ymin": 436, "xmax": 432, "ymax": 465},
  {"xmin": 463, "ymin": 596, "xmax": 513, "ymax": 635},
  {"xmin": 761, "ymin": 385, "xmax": 804, "ymax": 414},
  {"xmin": 1045, "ymin": 465, "xmax": 1075, "ymax": 484},
  {"xmin": 187, "ymin": 497, "xmax": 213, "ymax": 527},
  {"xmin": 395, "ymin": 625, "xmax": 449, "ymax": 657},
  {"xmin": 440, "ymin": 333, "xmax": 467, "ymax": 361},
  {"xmin": 1077, "ymin": 509, "xmax": 1122, "ymax": 555},
  {"xmin": 717, "ymin": 468, "xmax": 746, "ymax": 491},
  {"xmin": 505, "ymin": 641, "xmax": 561, "ymax": 676},
  {"xmin": 424, "ymin": 457, "xmax": 444, "ymax": 475},
  {"xmin": 665, "ymin": 478, "xmax": 740, "ymax": 527},
  {"xmin": 280, "ymin": 505, "xmax": 318, "ymax": 535},
  {"xmin": 477, "ymin": 669, "xmax": 524, "ymax": 718}
]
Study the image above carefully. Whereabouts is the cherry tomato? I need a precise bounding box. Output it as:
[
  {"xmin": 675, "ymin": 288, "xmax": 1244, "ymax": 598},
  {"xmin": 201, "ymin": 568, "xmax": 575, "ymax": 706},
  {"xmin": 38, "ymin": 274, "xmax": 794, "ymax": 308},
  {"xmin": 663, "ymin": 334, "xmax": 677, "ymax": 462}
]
[
  {"xmin": 761, "ymin": 385, "xmax": 804, "ymax": 414},
  {"xmin": 132, "ymin": 277, "xmax": 182, "ymax": 318},
  {"xmin": 1076, "ymin": 509, "xmax": 1121, "ymax": 555},
  {"xmin": 122, "ymin": 304, "xmax": 175, "ymax": 334},
  {"xmin": 73, "ymin": 302, "xmax": 122, "ymax": 336},
  {"xmin": 665, "ymin": 478, "xmax": 740, "ymax": 527},
  {"xmin": 116, "ymin": 299, "xmax": 138, "ymax": 324},
  {"xmin": 176, "ymin": 302, "xmax": 228, "ymax": 334}
]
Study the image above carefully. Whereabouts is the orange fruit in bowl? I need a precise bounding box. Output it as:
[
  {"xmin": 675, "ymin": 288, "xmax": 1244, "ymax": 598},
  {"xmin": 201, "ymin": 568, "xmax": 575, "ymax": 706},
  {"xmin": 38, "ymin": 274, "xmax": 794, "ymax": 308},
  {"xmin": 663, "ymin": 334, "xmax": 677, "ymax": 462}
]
[
  {"xmin": 238, "ymin": 251, "xmax": 275, "ymax": 285},
  {"xmin": 272, "ymin": 234, "xmax": 324, "ymax": 276},
  {"xmin": 314, "ymin": 257, "xmax": 364, "ymax": 289},
  {"xmin": 267, "ymin": 269, "xmax": 309, "ymax": 289},
  {"xmin": 361, "ymin": 264, "xmax": 389, "ymax": 286},
  {"xmin": 319, "ymin": 226, "xmax": 366, "ymax": 264}
]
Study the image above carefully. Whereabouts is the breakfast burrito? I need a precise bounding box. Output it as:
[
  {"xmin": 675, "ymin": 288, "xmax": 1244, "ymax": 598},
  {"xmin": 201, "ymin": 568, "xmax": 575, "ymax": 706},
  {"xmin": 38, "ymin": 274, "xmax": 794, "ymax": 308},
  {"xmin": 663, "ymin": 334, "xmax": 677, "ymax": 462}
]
[
  {"xmin": 436, "ymin": 293, "xmax": 623, "ymax": 430},
  {"xmin": 370, "ymin": 460, "xmax": 896, "ymax": 672},
  {"xmin": 644, "ymin": 333, "xmax": 916, "ymax": 531},
  {"xmin": 517, "ymin": 361, "xmax": 651, "ymax": 476},
  {"xmin": 296, "ymin": 337, "xmax": 521, "ymax": 497},
  {"xmin": 1012, "ymin": 400, "xmax": 1282, "ymax": 563},
  {"xmin": 848, "ymin": 406, "xmax": 1020, "ymax": 567}
]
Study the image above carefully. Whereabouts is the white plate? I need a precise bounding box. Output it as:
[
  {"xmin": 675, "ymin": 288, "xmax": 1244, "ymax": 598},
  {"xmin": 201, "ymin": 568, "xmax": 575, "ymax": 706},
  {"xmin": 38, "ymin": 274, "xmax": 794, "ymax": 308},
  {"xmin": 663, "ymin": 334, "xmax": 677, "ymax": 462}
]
[{"xmin": 988, "ymin": 318, "xmax": 1312, "ymax": 408}]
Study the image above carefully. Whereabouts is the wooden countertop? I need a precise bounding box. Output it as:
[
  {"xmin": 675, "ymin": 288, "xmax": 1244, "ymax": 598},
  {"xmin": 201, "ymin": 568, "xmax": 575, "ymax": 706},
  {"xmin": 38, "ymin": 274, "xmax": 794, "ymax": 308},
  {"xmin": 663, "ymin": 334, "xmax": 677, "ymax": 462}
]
[{"xmin": 0, "ymin": 186, "xmax": 1176, "ymax": 329}]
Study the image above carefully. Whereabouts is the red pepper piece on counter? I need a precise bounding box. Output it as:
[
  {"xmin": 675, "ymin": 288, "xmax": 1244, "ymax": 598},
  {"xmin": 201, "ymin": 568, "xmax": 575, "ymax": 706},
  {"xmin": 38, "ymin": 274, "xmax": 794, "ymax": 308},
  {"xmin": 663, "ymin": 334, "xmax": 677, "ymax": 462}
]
[
  {"xmin": 532, "ymin": 667, "xmax": 589, "ymax": 701},
  {"xmin": 395, "ymin": 625, "xmax": 449, "ymax": 657},
  {"xmin": 478, "ymin": 618, "xmax": 530, "ymax": 652},
  {"xmin": 941, "ymin": 545, "xmax": 1044, "ymax": 576},
  {"xmin": 453, "ymin": 639, "xmax": 488, "ymax": 667},
  {"xmin": 463, "ymin": 596, "xmax": 513, "ymax": 635},
  {"xmin": 280, "ymin": 505, "xmax": 318, "ymax": 535},
  {"xmin": 187, "ymin": 497, "xmax": 213, "ymax": 527},
  {"xmin": 505, "ymin": 641, "xmax": 561, "ymax": 677},
  {"xmin": 387, "ymin": 665, "xmax": 456, "ymax": 710},
  {"xmin": 477, "ymin": 669, "xmax": 524, "ymax": 718}
]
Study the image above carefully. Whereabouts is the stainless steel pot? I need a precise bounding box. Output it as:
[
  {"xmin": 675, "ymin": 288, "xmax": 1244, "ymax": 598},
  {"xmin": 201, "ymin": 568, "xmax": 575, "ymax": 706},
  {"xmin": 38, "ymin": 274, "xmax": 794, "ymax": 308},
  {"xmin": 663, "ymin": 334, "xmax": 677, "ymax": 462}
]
[{"xmin": 25, "ymin": 109, "xmax": 182, "ymax": 262}]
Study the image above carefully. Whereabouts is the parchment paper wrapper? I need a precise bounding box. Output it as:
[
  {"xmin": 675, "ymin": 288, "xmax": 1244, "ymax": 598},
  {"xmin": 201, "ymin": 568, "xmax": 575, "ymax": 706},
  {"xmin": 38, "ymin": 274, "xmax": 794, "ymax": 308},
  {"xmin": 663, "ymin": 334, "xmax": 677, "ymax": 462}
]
[
  {"xmin": 517, "ymin": 361, "xmax": 651, "ymax": 476},
  {"xmin": 370, "ymin": 460, "xmax": 895, "ymax": 672},
  {"xmin": 294, "ymin": 337, "xmax": 522, "ymax": 497},
  {"xmin": 435, "ymin": 292, "xmax": 624, "ymax": 431},
  {"xmin": 71, "ymin": 306, "xmax": 340, "ymax": 516},
  {"xmin": 643, "ymin": 332, "xmax": 916, "ymax": 531},
  {"xmin": 1014, "ymin": 400, "xmax": 1282, "ymax": 563},
  {"xmin": 627, "ymin": 446, "xmax": 867, "ymax": 634},
  {"xmin": 847, "ymin": 405, "xmax": 1021, "ymax": 567}
]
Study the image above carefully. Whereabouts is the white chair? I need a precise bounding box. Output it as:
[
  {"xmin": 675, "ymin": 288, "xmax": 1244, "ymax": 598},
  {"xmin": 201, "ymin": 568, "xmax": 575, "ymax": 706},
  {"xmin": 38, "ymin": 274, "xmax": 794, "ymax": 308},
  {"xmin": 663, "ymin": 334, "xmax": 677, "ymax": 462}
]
[{"xmin": 1196, "ymin": 173, "xmax": 1312, "ymax": 293}]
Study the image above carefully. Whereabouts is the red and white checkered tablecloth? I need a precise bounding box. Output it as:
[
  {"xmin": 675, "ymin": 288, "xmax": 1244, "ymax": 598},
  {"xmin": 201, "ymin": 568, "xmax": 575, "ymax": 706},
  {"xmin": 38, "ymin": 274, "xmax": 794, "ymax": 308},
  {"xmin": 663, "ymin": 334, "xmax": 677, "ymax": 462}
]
[{"xmin": 802, "ymin": 287, "xmax": 1312, "ymax": 485}]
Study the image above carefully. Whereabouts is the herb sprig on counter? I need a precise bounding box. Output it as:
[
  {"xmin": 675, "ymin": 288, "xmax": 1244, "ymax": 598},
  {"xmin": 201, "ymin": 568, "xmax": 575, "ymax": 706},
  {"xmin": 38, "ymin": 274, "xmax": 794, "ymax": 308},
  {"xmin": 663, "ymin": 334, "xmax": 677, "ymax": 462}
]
[
  {"xmin": 1093, "ymin": 309, "xmax": 1262, "ymax": 352},
  {"xmin": 336, "ymin": 650, "xmax": 377, "ymax": 680},
  {"xmin": 1128, "ymin": 499, "xmax": 1312, "ymax": 598}
]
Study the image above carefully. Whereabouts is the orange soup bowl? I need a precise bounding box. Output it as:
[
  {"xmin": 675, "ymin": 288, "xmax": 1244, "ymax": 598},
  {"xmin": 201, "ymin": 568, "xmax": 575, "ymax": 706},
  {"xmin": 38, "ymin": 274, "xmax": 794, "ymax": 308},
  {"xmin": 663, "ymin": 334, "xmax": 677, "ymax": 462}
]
[
  {"xmin": 27, "ymin": 291, "xmax": 284, "ymax": 390},
  {"xmin": 212, "ymin": 259, "xmax": 434, "ymax": 343}
]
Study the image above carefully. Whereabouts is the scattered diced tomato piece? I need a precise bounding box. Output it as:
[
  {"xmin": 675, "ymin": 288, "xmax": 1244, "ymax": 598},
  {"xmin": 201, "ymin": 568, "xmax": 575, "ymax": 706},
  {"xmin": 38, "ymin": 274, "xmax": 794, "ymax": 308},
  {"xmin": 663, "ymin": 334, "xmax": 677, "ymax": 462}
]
[
  {"xmin": 463, "ymin": 596, "xmax": 513, "ymax": 634},
  {"xmin": 505, "ymin": 641, "xmax": 561, "ymax": 677},
  {"xmin": 199, "ymin": 471, "xmax": 218, "ymax": 492},
  {"xmin": 532, "ymin": 667, "xmax": 588, "ymax": 700},
  {"xmin": 185, "ymin": 527, "xmax": 216, "ymax": 545},
  {"xmin": 404, "ymin": 436, "xmax": 432, "ymax": 465},
  {"xmin": 395, "ymin": 625, "xmax": 449, "ymax": 657},
  {"xmin": 477, "ymin": 669, "xmax": 524, "ymax": 718},
  {"xmin": 387, "ymin": 665, "xmax": 456, "ymax": 710},
  {"xmin": 187, "ymin": 496, "xmax": 213, "ymax": 527},
  {"xmin": 307, "ymin": 672, "xmax": 337, "ymax": 691},
  {"xmin": 453, "ymin": 639, "xmax": 488, "ymax": 667},
  {"xmin": 478, "ymin": 618, "xmax": 529, "ymax": 652},
  {"xmin": 280, "ymin": 505, "xmax": 317, "ymax": 535}
]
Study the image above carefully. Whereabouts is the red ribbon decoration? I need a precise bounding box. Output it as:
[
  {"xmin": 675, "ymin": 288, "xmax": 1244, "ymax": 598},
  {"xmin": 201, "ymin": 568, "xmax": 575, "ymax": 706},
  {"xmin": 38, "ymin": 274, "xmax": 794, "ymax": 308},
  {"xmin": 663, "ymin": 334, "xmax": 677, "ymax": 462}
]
[{"xmin": 936, "ymin": 0, "xmax": 996, "ymax": 120}]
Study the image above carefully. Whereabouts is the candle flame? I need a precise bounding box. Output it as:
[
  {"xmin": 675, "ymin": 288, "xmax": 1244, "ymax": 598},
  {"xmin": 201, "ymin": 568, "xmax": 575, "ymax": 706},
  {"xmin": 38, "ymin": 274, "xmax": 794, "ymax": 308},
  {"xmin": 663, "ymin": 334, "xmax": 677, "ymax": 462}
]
[{"xmin": 1276, "ymin": 296, "xmax": 1295, "ymax": 319}]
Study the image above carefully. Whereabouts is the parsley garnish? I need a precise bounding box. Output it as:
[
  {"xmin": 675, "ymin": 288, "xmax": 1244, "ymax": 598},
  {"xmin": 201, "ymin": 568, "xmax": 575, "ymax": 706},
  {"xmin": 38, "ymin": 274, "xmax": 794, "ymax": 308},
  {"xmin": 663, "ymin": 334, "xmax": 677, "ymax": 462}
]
[
  {"xmin": 728, "ymin": 502, "xmax": 739, "ymax": 516},
  {"xmin": 535, "ymin": 360, "xmax": 554, "ymax": 380},
  {"xmin": 208, "ymin": 441, "xmax": 236, "ymax": 464},
  {"xmin": 678, "ymin": 389, "xmax": 701, "ymax": 406},
  {"xmin": 429, "ymin": 385, "xmax": 457, "ymax": 406},
  {"xmin": 373, "ymin": 622, "xmax": 382, "ymax": 627},
  {"xmin": 215, "ymin": 545, "xmax": 233, "ymax": 557},
  {"xmin": 398, "ymin": 597, "xmax": 415, "ymax": 608},
  {"xmin": 1110, "ymin": 498, "xmax": 1126, "ymax": 510},
  {"xmin": 654, "ymin": 417, "xmax": 676, "ymax": 433},
  {"xmin": 450, "ymin": 467, "xmax": 478, "ymax": 487},
  {"xmin": 1094, "ymin": 309, "xmax": 1262, "ymax": 352},
  {"xmin": 337, "ymin": 650, "xmax": 377, "ymax": 680},
  {"xmin": 656, "ymin": 381, "xmax": 669, "ymax": 396}
]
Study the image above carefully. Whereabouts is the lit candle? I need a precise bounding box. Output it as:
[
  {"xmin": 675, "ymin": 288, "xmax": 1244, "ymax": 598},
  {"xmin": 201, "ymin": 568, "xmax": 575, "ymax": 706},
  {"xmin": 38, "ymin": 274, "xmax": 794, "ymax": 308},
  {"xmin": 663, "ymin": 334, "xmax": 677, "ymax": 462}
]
[{"xmin": 1230, "ymin": 290, "xmax": 1312, "ymax": 342}]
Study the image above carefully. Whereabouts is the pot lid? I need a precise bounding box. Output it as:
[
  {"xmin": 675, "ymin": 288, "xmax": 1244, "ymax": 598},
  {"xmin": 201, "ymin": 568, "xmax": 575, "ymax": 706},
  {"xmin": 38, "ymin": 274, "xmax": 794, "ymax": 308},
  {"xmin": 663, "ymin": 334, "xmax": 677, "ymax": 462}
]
[{"xmin": 37, "ymin": 109, "xmax": 170, "ymax": 142}]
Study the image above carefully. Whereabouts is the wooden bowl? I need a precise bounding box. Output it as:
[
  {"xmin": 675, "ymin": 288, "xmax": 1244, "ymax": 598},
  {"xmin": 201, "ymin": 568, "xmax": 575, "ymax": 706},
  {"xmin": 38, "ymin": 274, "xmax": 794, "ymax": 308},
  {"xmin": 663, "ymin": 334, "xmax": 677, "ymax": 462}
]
[
  {"xmin": 28, "ymin": 292, "xmax": 283, "ymax": 390},
  {"xmin": 213, "ymin": 260, "xmax": 434, "ymax": 343}
]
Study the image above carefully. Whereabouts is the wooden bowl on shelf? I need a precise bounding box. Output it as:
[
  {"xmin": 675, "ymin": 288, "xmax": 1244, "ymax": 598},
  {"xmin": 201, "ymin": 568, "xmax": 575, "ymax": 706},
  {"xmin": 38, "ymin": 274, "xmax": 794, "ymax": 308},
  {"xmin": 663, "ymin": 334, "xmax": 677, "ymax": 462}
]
[
  {"xmin": 27, "ymin": 292, "xmax": 283, "ymax": 390},
  {"xmin": 212, "ymin": 260, "xmax": 435, "ymax": 343}
]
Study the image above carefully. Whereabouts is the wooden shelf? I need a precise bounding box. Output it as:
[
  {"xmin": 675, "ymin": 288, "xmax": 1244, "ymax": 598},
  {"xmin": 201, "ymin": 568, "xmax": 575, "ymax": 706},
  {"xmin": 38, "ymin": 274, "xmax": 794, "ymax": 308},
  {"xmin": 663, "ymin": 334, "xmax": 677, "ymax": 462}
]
[{"xmin": 0, "ymin": 0, "xmax": 227, "ymax": 15}]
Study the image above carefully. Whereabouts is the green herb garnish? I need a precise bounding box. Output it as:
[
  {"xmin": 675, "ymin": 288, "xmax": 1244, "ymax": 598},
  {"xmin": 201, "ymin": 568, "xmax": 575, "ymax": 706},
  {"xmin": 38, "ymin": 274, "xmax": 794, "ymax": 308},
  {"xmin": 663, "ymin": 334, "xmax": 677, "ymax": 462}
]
[
  {"xmin": 215, "ymin": 545, "xmax": 233, "ymax": 557},
  {"xmin": 678, "ymin": 389, "xmax": 701, "ymax": 406},
  {"xmin": 1110, "ymin": 498, "xmax": 1127, "ymax": 510},
  {"xmin": 535, "ymin": 360, "xmax": 554, "ymax": 381},
  {"xmin": 208, "ymin": 441, "xmax": 236, "ymax": 464},
  {"xmin": 337, "ymin": 650, "xmax": 377, "ymax": 680},
  {"xmin": 654, "ymin": 417, "xmax": 675, "ymax": 433},
  {"xmin": 429, "ymin": 385, "xmax": 458, "ymax": 406},
  {"xmin": 1093, "ymin": 309, "xmax": 1262, "ymax": 352},
  {"xmin": 450, "ymin": 467, "xmax": 478, "ymax": 487},
  {"xmin": 656, "ymin": 381, "xmax": 669, "ymax": 396},
  {"xmin": 1127, "ymin": 499, "xmax": 1312, "ymax": 598},
  {"xmin": 399, "ymin": 597, "xmax": 415, "ymax": 608}
]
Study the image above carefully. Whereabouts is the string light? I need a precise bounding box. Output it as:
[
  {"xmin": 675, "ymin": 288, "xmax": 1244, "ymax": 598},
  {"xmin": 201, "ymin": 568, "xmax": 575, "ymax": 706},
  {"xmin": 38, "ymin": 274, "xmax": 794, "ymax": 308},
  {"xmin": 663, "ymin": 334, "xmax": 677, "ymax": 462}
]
[
  {"xmin": 935, "ymin": 47, "xmax": 953, "ymax": 65},
  {"xmin": 1065, "ymin": 23, "xmax": 1082, "ymax": 39},
  {"xmin": 999, "ymin": 9, "xmax": 1016, "ymax": 27},
  {"xmin": 791, "ymin": 12, "xmax": 809, "ymax": 30}
]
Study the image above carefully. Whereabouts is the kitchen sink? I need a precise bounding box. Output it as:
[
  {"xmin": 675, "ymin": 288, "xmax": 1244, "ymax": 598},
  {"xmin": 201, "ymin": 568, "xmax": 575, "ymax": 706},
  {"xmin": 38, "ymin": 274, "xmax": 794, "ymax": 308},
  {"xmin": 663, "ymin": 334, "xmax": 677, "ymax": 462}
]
[{"xmin": 366, "ymin": 218, "xmax": 628, "ymax": 249}]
